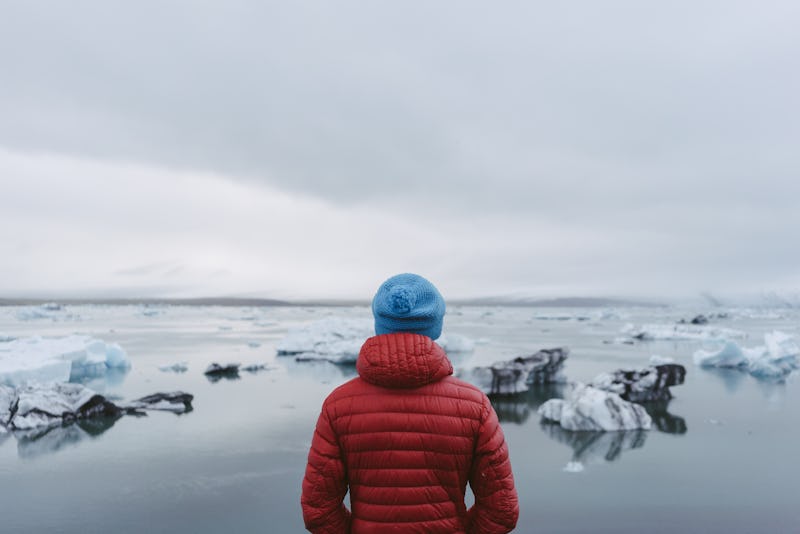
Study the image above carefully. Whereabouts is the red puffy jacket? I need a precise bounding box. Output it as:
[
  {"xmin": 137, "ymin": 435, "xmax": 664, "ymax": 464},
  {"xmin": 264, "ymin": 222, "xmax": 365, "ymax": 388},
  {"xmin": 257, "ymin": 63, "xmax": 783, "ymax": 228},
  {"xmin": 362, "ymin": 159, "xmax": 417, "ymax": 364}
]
[{"xmin": 301, "ymin": 332, "xmax": 519, "ymax": 533}]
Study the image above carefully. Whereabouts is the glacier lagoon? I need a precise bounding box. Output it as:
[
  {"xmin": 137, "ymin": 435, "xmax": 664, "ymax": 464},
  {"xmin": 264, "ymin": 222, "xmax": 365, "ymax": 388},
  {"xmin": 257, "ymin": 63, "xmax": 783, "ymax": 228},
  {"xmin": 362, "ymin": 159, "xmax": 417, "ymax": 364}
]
[{"xmin": 1, "ymin": 304, "xmax": 799, "ymax": 533}]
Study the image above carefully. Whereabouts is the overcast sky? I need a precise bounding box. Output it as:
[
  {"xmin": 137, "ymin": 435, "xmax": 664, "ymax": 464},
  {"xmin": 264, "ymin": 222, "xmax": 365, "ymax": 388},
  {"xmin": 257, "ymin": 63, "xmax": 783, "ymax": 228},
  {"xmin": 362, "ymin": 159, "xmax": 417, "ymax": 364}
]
[{"xmin": 1, "ymin": 1, "xmax": 799, "ymax": 301}]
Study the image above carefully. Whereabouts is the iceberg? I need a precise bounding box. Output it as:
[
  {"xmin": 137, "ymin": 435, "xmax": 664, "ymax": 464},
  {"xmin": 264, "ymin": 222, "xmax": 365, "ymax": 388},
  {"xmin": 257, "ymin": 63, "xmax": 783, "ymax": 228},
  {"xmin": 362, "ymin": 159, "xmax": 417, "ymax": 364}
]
[
  {"xmin": 0, "ymin": 383, "xmax": 193, "ymax": 457},
  {"xmin": 466, "ymin": 348, "xmax": 568, "ymax": 395},
  {"xmin": 204, "ymin": 363, "xmax": 241, "ymax": 382},
  {"xmin": 0, "ymin": 383, "xmax": 193, "ymax": 432},
  {"xmin": 620, "ymin": 323, "xmax": 746, "ymax": 343},
  {"xmin": 277, "ymin": 317, "xmax": 474, "ymax": 364},
  {"xmin": 14, "ymin": 304, "xmax": 79, "ymax": 322},
  {"xmin": 0, "ymin": 335, "xmax": 131, "ymax": 386},
  {"xmin": 591, "ymin": 364, "xmax": 686, "ymax": 402},
  {"xmin": 159, "ymin": 362, "xmax": 189, "ymax": 373},
  {"xmin": 538, "ymin": 383, "xmax": 652, "ymax": 431},
  {"xmin": 694, "ymin": 331, "xmax": 800, "ymax": 380},
  {"xmin": 276, "ymin": 318, "xmax": 373, "ymax": 363}
]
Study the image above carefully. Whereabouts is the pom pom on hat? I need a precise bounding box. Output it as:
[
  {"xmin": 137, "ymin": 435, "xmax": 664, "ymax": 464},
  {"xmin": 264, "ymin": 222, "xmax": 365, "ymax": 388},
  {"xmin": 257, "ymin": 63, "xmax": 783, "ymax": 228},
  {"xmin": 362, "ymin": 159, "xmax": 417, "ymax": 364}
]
[{"xmin": 372, "ymin": 273, "xmax": 445, "ymax": 340}]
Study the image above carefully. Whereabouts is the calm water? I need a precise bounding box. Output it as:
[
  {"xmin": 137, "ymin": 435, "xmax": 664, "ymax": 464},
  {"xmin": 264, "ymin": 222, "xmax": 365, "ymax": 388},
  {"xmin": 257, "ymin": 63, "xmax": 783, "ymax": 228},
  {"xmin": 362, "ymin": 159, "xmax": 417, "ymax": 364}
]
[{"xmin": 1, "ymin": 305, "xmax": 799, "ymax": 533}]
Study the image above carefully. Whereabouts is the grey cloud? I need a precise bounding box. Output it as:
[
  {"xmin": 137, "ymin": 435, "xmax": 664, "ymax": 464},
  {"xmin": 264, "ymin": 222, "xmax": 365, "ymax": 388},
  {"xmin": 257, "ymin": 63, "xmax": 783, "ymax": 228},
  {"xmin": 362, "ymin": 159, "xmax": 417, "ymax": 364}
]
[
  {"xmin": 2, "ymin": 0, "xmax": 798, "ymax": 220},
  {"xmin": 1, "ymin": 1, "xmax": 799, "ymax": 299}
]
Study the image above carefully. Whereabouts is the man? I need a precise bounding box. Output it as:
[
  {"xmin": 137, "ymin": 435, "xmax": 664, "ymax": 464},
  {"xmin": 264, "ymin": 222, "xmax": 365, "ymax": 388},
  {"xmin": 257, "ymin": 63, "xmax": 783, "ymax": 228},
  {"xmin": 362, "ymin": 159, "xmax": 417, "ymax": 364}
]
[{"xmin": 301, "ymin": 273, "xmax": 519, "ymax": 533}]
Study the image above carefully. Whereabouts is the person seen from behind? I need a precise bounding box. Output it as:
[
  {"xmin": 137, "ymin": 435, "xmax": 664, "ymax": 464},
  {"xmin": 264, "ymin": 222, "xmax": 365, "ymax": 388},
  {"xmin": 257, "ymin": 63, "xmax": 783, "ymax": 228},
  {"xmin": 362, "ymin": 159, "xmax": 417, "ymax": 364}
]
[{"xmin": 301, "ymin": 273, "xmax": 519, "ymax": 533}]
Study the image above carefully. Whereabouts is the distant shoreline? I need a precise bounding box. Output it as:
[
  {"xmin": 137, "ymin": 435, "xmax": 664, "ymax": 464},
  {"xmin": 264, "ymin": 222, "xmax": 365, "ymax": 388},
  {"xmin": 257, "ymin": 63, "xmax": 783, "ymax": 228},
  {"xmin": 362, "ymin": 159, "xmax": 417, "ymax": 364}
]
[{"xmin": 0, "ymin": 296, "xmax": 664, "ymax": 308}]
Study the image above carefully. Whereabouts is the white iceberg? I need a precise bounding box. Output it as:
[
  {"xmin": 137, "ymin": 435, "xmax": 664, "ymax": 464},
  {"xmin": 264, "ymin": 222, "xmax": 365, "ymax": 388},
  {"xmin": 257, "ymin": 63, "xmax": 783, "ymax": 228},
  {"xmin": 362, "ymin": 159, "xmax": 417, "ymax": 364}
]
[
  {"xmin": 277, "ymin": 317, "xmax": 473, "ymax": 364},
  {"xmin": 159, "ymin": 362, "xmax": 189, "ymax": 373},
  {"xmin": 14, "ymin": 304, "xmax": 79, "ymax": 322},
  {"xmin": 693, "ymin": 331, "xmax": 799, "ymax": 380},
  {"xmin": 1, "ymin": 383, "xmax": 193, "ymax": 433},
  {"xmin": 538, "ymin": 383, "xmax": 652, "ymax": 431},
  {"xmin": 437, "ymin": 333, "xmax": 476, "ymax": 353},
  {"xmin": 277, "ymin": 318, "xmax": 372, "ymax": 363},
  {"xmin": 620, "ymin": 322, "xmax": 746, "ymax": 342},
  {"xmin": 0, "ymin": 335, "xmax": 131, "ymax": 386}
]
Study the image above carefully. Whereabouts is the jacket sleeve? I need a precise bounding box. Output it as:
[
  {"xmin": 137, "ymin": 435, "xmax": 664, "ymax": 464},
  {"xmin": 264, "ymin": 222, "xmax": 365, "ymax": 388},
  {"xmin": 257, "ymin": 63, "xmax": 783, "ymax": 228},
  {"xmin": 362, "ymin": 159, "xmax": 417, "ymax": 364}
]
[
  {"xmin": 466, "ymin": 395, "xmax": 519, "ymax": 534},
  {"xmin": 301, "ymin": 403, "xmax": 351, "ymax": 533}
]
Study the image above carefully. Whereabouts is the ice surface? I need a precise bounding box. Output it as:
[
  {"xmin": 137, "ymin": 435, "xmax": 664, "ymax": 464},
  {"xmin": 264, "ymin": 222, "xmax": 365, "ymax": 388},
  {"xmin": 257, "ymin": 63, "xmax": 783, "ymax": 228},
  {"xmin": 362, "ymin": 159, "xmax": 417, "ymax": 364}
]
[
  {"xmin": 591, "ymin": 364, "xmax": 686, "ymax": 402},
  {"xmin": 693, "ymin": 331, "xmax": 800, "ymax": 380},
  {"xmin": 538, "ymin": 383, "xmax": 652, "ymax": 431},
  {"xmin": 276, "ymin": 317, "xmax": 474, "ymax": 364},
  {"xmin": 276, "ymin": 318, "xmax": 372, "ymax": 363},
  {"xmin": 14, "ymin": 304, "xmax": 79, "ymax": 322},
  {"xmin": 465, "ymin": 348, "xmax": 568, "ymax": 395},
  {"xmin": 620, "ymin": 323, "xmax": 747, "ymax": 342},
  {"xmin": 649, "ymin": 355, "xmax": 675, "ymax": 365},
  {"xmin": 0, "ymin": 335, "xmax": 130, "ymax": 386},
  {"xmin": 0, "ymin": 382, "xmax": 193, "ymax": 448},
  {"xmin": 159, "ymin": 362, "xmax": 189, "ymax": 373}
]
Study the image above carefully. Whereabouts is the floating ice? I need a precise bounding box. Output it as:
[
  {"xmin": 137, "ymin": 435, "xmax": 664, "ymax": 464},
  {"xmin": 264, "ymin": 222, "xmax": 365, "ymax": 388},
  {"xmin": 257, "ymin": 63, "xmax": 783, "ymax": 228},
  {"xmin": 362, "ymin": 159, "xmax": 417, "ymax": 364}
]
[
  {"xmin": 0, "ymin": 383, "xmax": 193, "ymax": 435},
  {"xmin": 276, "ymin": 317, "xmax": 474, "ymax": 364},
  {"xmin": 649, "ymin": 355, "xmax": 675, "ymax": 365},
  {"xmin": 437, "ymin": 333, "xmax": 475, "ymax": 353},
  {"xmin": 204, "ymin": 363, "xmax": 241, "ymax": 382},
  {"xmin": 620, "ymin": 323, "xmax": 746, "ymax": 342},
  {"xmin": 466, "ymin": 348, "xmax": 568, "ymax": 395},
  {"xmin": 0, "ymin": 335, "xmax": 130, "ymax": 386},
  {"xmin": 159, "ymin": 362, "xmax": 189, "ymax": 373},
  {"xmin": 693, "ymin": 331, "xmax": 800, "ymax": 380},
  {"xmin": 538, "ymin": 383, "xmax": 652, "ymax": 431},
  {"xmin": 591, "ymin": 364, "xmax": 686, "ymax": 402},
  {"xmin": 13, "ymin": 303, "xmax": 80, "ymax": 322},
  {"xmin": 276, "ymin": 318, "xmax": 373, "ymax": 363},
  {"xmin": 563, "ymin": 461, "xmax": 585, "ymax": 473}
]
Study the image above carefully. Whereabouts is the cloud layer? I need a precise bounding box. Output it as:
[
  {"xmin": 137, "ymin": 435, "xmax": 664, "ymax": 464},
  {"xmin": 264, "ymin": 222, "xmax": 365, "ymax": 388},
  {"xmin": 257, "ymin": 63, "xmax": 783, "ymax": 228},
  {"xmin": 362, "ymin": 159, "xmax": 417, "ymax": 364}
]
[{"xmin": 1, "ymin": 1, "xmax": 799, "ymax": 300}]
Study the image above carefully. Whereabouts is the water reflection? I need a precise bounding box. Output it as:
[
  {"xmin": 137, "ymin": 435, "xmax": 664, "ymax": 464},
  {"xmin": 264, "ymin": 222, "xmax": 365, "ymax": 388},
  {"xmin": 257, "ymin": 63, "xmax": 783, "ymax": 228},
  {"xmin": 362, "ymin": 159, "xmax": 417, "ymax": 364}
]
[
  {"xmin": 642, "ymin": 400, "xmax": 687, "ymax": 434},
  {"xmin": 12, "ymin": 416, "xmax": 122, "ymax": 459},
  {"xmin": 490, "ymin": 384, "xmax": 566, "ymax": 425},
  {"xmin": 540, "ymin": 423, "xmax": 648, "ymax": 464},
  {"xmin": 493, "ymin": 384, "xmax": 688, "ymax": 470}
]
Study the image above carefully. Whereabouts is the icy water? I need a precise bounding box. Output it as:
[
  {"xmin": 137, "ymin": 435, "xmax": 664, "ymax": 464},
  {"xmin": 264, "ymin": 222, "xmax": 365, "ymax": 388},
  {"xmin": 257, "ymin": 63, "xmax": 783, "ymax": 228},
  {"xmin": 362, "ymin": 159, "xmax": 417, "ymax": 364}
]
[{"xmin": 1, "ymin": 305, "xmax": 799, "ymax": 533}]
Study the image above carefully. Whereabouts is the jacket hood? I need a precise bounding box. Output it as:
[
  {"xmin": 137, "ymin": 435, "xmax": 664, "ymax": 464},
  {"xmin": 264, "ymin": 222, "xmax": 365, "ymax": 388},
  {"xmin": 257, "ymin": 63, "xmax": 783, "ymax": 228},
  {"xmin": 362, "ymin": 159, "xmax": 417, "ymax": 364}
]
[{"xmin": 356, "ymin": 333, "xmax": 453, "ymax": 389}]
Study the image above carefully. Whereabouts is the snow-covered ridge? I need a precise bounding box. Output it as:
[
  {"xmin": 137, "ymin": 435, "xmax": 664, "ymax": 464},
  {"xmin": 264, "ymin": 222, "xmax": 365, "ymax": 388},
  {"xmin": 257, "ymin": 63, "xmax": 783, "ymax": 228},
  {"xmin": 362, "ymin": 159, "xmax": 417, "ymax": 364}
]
[
  {"xmin": 0, "ymin": 335, "xmax": 130, "ymax": 386},
  {"xmin": 694, "ymin": 331, "xmax": 799, "ymax": 380},
  {"xmin": 276, "ymin": 317, "xmax": 474, "ymax": 364}
]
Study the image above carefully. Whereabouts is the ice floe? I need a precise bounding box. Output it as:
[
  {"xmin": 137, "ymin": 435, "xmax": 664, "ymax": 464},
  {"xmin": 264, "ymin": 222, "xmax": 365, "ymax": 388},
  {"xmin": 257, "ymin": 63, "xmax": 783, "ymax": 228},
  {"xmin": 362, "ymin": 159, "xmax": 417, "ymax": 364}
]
[
  {"xmin": 619, "ymin": 322, "xmax": 747, "ymax": 343},
  {"xmin": 0, "ymin": 335, "xmax": 130, "ymax": 386},
  {"xmin": 538, "ymin": 383, "xmax": 652, "ymax": 431},
  {"xmin": 204, "ymin": 363, "xmax": 241, "ymax": 382},
  {"xmin": 591, "ymin": 364, "xmax": 686, "ymax": 402},
  {"xmin": 693, "ymin": 331, "xmax": 800, "ymax": 380},
  {"xmin": 276, "ymin": 317, "xmax": 474, "ymax": 364},
  {"xmin": 276, "ymin": 318, "xmax": 372, "ymax": 363},
  {"xmin": 159, "ymin": 362, "xmax": 189, "ymax": 373},
  {"xmin": 465, "ymin": 348, "xmax": 568, "ymax": 395},
  {"xmin": 0, "ymin": 383, "xmax": 193, "ymax": 432}
]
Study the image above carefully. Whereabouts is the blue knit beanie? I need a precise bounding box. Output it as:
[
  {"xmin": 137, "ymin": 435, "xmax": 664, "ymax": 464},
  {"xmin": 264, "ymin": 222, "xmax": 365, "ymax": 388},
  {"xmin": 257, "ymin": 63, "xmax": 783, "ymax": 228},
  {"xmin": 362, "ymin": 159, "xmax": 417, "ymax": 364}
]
[{"xmin": 372, "ymin": 273, "xmax": 445, "ymax": 340}]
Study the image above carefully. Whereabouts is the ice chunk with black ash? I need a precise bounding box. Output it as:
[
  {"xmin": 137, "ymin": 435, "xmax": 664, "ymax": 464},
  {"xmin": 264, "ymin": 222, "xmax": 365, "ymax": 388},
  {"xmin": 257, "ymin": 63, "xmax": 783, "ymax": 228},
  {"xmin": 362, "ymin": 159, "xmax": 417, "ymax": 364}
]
[
  {"xmin": 538, "ymin": 383, "xmax": 652, "ymax": 431},
  {"xmin": 591, "ymin": 364, "xmax": 686, "ymax": 402},
  {"xmin": 466, "ymin": 348, "xmax": 568, "ymax": 395}
]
